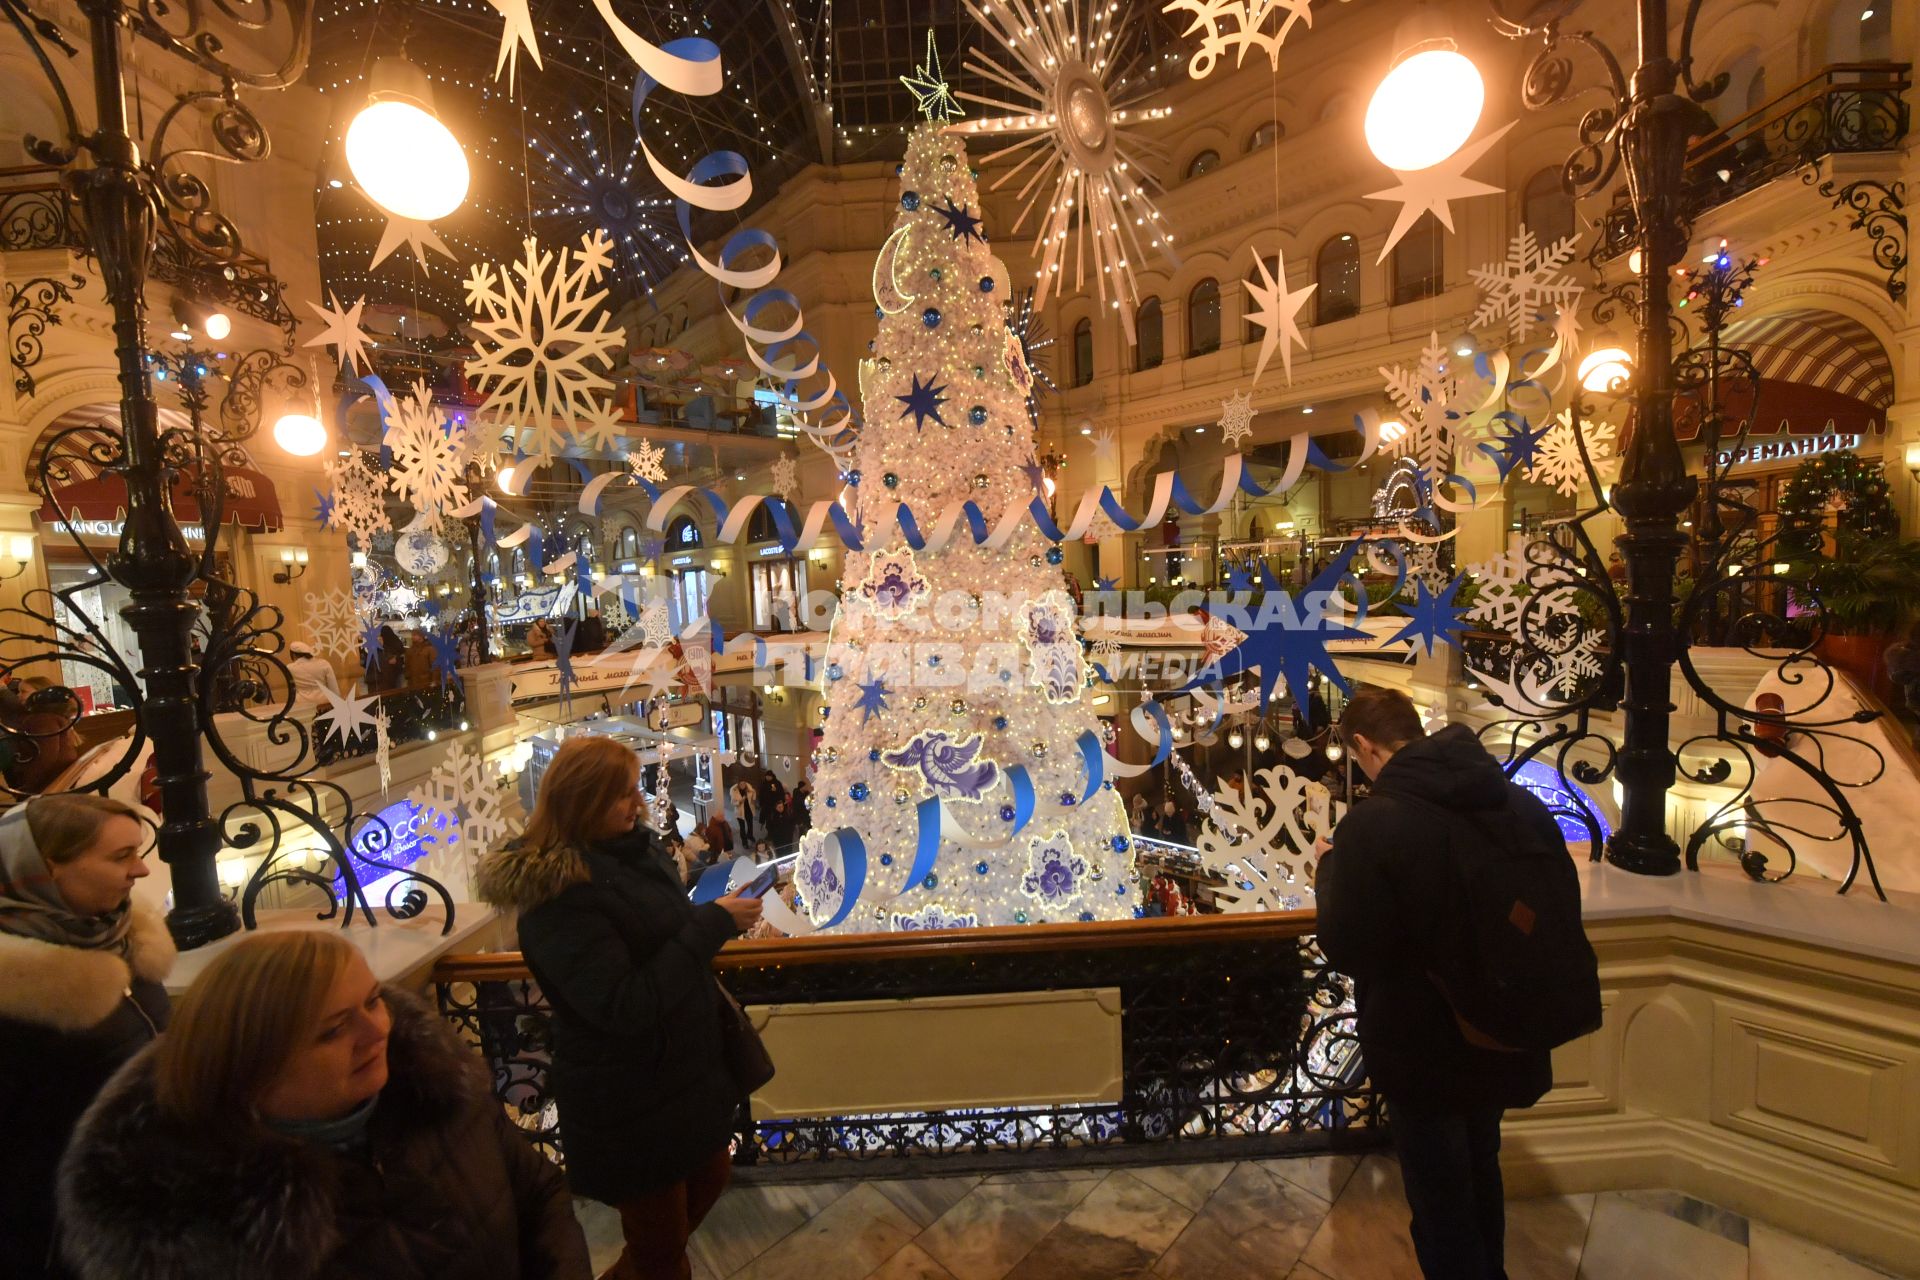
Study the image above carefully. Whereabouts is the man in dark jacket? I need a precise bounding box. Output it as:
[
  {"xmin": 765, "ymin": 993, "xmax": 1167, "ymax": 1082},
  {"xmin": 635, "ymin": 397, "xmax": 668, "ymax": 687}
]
[{"xmin": 1316, "ymin": 686, "xmax": 1563, "ymax": 1280}]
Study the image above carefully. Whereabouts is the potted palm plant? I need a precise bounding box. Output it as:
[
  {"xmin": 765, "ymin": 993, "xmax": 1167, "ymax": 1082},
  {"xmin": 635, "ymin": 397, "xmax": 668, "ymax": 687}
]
[{"xmin": 1787, "ymin": 533, "xmax": 1920, "ymax": 702}]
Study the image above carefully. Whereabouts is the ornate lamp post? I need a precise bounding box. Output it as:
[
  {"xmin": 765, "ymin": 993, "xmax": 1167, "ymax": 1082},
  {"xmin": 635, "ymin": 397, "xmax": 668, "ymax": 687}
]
[{"xmin": 3, "ymin": 0, "xmax": 311, "ymax": 946}]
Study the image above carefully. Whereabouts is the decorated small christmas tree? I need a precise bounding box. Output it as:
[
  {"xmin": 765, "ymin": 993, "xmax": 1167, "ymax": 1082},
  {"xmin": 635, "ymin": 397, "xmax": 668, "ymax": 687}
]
[{"xmin": 793, "ymin": 62, "xmax": 1137, "ymax": 933}]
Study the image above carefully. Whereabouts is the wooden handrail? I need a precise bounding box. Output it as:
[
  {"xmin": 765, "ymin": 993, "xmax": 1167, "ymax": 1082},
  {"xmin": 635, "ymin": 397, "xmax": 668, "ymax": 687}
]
[
  {"xmin": 432, "ymin": 909, "xmax": 1320, "ymax": 984},
  {"xmin": 1687, "ymin": 60, "xmax": 1910, "ymax": 160}
]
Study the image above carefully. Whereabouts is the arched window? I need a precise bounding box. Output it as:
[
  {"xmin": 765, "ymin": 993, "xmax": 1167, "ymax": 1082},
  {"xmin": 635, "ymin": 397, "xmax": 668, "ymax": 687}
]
[
  {"xmin": 1185, "ymin": 149, "xmax": 1220, "ymax": 179},
  {"xmin": 615, "ymin": 525, "xmax": 641, "ymax": 560},
  {"xmin": 1315, "ymin": 234, "xmax": 1360, "ymax": 323},
  {"xmin": 1247, "ymin": 120, "xmax": 1283, "ymax": 152},
  {"xmin": 1828, "ymin": 0, "xmax": 1894, "ymax": 61},
  {"xmin": 1187, "ymin": 279, "xmax": 1221, "ymax": 355},
  {"xmin": 509, "ymin": 548, "xmax": 527, "ymax": 582},
  {"xmin": 1243, "ymin": 255, "xmax": 1279, "ymax": 342},
  {"xmin": 1072, "ymin": 317, "xmax": 1094, "ymax": 387},
  {"xmin": 667, "ymin": 515, "xmax": 703, "ymax": 549},
  {"xmin": 1392, "ymin": 212, "xmax": 1445, "ymax": 305},
  {"xmin": 1134, "ymin": 298, "xmax": 1164, "ymax": 371},
  {"xmin": 747, "ymin": 504, "xmax": 779, "ymax": 543},
  {"xmin": 1521, "ymin": 168, "xmax": 1577, "ymax": 247}
]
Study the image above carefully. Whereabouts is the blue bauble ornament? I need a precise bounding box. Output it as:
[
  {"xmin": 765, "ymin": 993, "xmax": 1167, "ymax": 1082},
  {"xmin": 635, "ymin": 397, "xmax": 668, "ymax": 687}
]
[
  {"xmin": 850, "ymin": 782, "xmax": 870, "ymax": 802},
  {"xmin": 875, "ymin": 306, "xmax": 885, "ymax": 319},
  {"xmin": 1015, "ymin": 909, "xmax": 1029, "ymax": 924},
  {"xmin": 901, "ymin": 190, "xmax": 919, "ymax": 209},
  {"xmin": 999, "ymin": 804, "xmax": 1016, "ymax": 821},
  {"xmin": 993, "ymin": 716, "xmax": 1009, "ymax": 731},
  {"xmin": 1110, "ymin": 835, "xmax": 1130, "ymax": 852},
  {"xmin": 825, "ymin": 796, "xmax": 836, "ymax": 809},
  {"xmin": 868, "ymin": 748, "xmax": 882, "ymax": 762},
  {"xmin": 879, "ymin": 853, "xmax": 893, "ymax": 866},
  {"xmin": 827, "ymin": 663, "xmax": 844, "ymax": 681},
  {"xmin": 930, "ymin": 267, "xmax": 942, "ymax": 282},
  {"xmin": 975, "ymin": 860, "xmax": 990, "ymax": 875},
  {"xmin": 927, "ymin": 654, "xmax": 941, "ymax": 667},
  {"xmin": 1079, "ymin": 911, "xmax": 1095, "ymax": 922},
  {"xmin": 884, "ymin": 472, "xmax": 899, "ymax": 489},
  {"xmin": 895, "ymin": 163, "xmax": 905, "ymax": 177},
  {"xmin": 979, "ymin": 276, "xmax": 994, "ymax": 293},
  {"xmin": 922, "ymin": 307, "xmax": 942, "ymax": 329},
  {"xmin": 923, "ymin": 873, "xmax": 938, "ymax": 889},
  {"xmin": 998, "ymin": 670, "xmax": 1013, "ymax": 683},
  {"xmin": 1046, "ymin": 546, "xmax": 1064, "ymax": 565},
  {"xmin": 968, "ymin": 405, "xmax": 988, "ymax": 425},
  {"xmin": 1059, "ymin": 791, "xmax": 1077, "ymax": 806},
  {"xmin": 847, "ymin": 469, "xmax": 862, "ymax": 485}
]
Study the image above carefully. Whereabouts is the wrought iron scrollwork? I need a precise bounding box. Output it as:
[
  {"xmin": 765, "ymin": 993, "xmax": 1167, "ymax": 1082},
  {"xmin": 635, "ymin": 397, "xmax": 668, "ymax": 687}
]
[
  {"xmin": 1817, "ymin": 177, "xmax": 1907, "ymax": 303},
  {"xmin": 5, "ymin": 272, "xmax": 85, "ymax": 397}
]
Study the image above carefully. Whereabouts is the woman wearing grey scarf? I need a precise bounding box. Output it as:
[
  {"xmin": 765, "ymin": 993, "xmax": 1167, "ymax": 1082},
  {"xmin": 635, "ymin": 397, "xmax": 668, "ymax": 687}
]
[{"xmin": 0, "ymin": 794, "xmax": 173, "ymax": 1280}]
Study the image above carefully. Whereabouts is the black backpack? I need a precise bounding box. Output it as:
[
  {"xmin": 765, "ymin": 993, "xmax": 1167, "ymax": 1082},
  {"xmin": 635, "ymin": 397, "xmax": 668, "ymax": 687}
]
[{"xmin": 1410, "ymin": 791, "xmax": 1603, "ymax": 1053}]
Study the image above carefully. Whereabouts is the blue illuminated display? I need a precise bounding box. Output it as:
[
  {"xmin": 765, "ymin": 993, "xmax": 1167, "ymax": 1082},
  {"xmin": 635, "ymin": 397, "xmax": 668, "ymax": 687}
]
[{"xmin": 1510, "ymin": 759, "xmax": 1612, "ymax": 845}]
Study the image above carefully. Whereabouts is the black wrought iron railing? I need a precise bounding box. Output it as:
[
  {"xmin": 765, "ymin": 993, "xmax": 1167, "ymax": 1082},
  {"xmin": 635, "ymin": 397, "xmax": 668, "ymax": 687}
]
[
  {"xmin": 0, "ymin": 164, "xmax": 295, "ymax": 337},
  {"xmin": 434, "ymin": 913, "xmax": 1378, "ymax": 1173},
  {"xmin": 1591, "ymin": 62, "xmax": 1910, "ymax": 262},
  {"xmin": 315, "ymin": 682, "xmax": 469, "ymax": 767}
]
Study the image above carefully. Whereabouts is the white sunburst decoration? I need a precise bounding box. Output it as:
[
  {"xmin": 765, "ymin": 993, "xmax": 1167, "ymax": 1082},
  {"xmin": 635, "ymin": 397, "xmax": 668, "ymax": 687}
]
[{"xmin": 957, "ymin": 0, "xmax": 1176, "ymax": 345}]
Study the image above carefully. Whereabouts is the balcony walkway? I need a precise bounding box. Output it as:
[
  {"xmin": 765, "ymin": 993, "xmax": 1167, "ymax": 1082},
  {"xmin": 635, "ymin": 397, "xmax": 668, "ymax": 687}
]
[{"xmin": 571, "ymin": 1153, "xmax": 1909, "ymax": 1280}]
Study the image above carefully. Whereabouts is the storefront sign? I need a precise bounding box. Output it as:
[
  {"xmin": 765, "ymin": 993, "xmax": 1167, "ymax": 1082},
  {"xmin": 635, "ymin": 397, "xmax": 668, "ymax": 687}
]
[
  {"xmin": 755, "ymin": 543, "xmax": 790, "ymax": 558},
  {"xmin": 670, "ymin": 553, "xmax": 697, "ymax": 567},
  {"xmin": 49, "ymin": 518, "xmax": 206, "ymax": 543},
  {"xmin": 646, "ymin": 699, "xmax": 707, "ymax": 731},
  {"xmin": 1713, "ymin": 431, "xmax": 1862, "ymax": 469},
  {"xmin": 334, "ymin": 798, "xmax": 436, "ymax": 896}
]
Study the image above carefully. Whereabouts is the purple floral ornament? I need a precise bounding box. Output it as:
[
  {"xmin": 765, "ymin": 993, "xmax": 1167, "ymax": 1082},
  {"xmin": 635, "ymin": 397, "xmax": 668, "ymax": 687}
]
[
  {"xmin": 1021, "ymin": 589, "xmax": 1084, "ymax": 704},
  {"xmin": 889, "ymin": 903, "xmax": 980, "ymax": 932},
  {"xmin": 857, "ymin": 546, "xmax": 931, "ymax": 621},
  {"xmin": 1021, "ymin": 831, "xmax": 1087, "ymax": 907},
  {"xmin": 794, "ymin": 831, "xmax": 845, "ymax": 927}
]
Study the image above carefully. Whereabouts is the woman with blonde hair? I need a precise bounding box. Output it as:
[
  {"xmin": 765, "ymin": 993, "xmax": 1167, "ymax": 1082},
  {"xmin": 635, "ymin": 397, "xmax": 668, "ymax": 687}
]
[
  {"xmin": 480, "ymin": 735, "xmax": 763, "ymax": 1280},
  {"xmin": 57, "ymin": 930, "xmax": 590, "ymax": 1280},
  {"xmin": 0, "ymin": 793, "xmax": 168, "ymax": 1280}
]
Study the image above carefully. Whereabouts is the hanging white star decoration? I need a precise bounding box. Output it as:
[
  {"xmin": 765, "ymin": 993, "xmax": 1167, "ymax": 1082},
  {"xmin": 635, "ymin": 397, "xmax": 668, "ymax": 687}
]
[
  {"xmin": 1469, "ymin": 224, "xmax": 1584, "ymax": 345},
  {"xmin": 1367, "ymin": 121, "xmax": 1515, "ymax": 262},
  {"xmin": 629, "ymin": 437, "xmax": 668, "ymax": 485},
  {"xmin": 482, "ymin": 0, "xmax": 542, "ymax": 90},
  {"xmin": 1218, "ymin": 389, "xmax": 1256, "ymax": 449},
  {"xmin": 386, "ymin": 383, "xmax": 469, "ymax": 516},
  {"xmin": 1244, "ymin": 247, "xmax": 1315, "ymax": 385},
  {"xmin": 371, "ymin": 215, "xmax": 457, "ymax": 272},
  {"xmin": 465, "ymin": 231, "xmax": 626, "ymax": 460},
  {"xmin": 957, "ymin": 0, "xmax": 1176, "ymax": 346},
  {"xmin": 770, "ymin": 453, "xmax": 799, "ymax": 499},
  {"xmin": 314, "ymin": 683, "xmax": 381, "ymax": 748},
  {"xmin": 1091, "ymin": 427, "xmax": 1120, "ymax": 469},
  {"xmin": 304, "ymin": 292, "xmax": 373, "ymax": 375}
]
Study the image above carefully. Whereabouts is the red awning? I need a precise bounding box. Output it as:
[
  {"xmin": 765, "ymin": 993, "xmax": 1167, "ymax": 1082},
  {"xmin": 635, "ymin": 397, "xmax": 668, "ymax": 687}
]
[
  {"xmin": 39, "ymin": 464, "xmax": 284, "ymax": 532},
  {"xmin": 1675, "ymin": 377, "xmax": 1886, "ymax": 443}
]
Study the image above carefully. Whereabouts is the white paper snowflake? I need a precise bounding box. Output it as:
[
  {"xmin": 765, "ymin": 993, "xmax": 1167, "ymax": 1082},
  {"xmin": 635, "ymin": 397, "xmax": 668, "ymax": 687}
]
[
  {"xmin": 386, "ymin": 383, "xmax": 469, "ymax": 516},
  {"xmin": 1218, "ymin": 390, "xmax": 1255, "ymax": 449},
  {"xmin": 629, "ymin": 437, "xmax": 668, "ymax": 485},
  {"xmin": 325, "ymin": 451, "xmax": 390, "ymax": 549},
  {"xmin": 1380, "ymin": 334, "xmax": 1470, "ymax": 484},
  {"xmin": 410, "ymin": 740, "xmax": 513, "ymax": 863},
  {"xmin": 1464, "ymin": 537, "xmax": 1580, "ymax": 636},
  {"xmin": 301, "ymin": 585, "xmax": 362, "ymax": 662},
  {"xmin": 1469, "ymin": 225, "xmax": 1583, "ymax": 346},
  {"xmin": 770, "ymin": 454, "xmax": 799, "ymax": 499},
  {"xmin": 1195, "ymin": 765, "xmax": 1333, "ymax": 913},
  {"xmin": 639, "ymin": 599, "xmax": 674, "ymax": 649},
  {"xmin": 464, "ymin": 231, "xmax": 626, "ymax": 460},
  {"xmin": 1526, "ymin": 409, "xmax": 1616, "ymax": 498}
]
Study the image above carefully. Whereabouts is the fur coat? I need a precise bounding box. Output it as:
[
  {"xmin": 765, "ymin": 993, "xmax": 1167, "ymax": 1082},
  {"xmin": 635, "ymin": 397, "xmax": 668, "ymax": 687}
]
[
  {"xmin": 57, "ymin": 986, "xmax": 592, "ymax": 1280},
  {"xmin": 0, "ymin": 902, "xmax": 172, "ymax": 1280},
  {"xmin": 477, "ymin": 828, "xmax": 746, "ymax": 1202}
]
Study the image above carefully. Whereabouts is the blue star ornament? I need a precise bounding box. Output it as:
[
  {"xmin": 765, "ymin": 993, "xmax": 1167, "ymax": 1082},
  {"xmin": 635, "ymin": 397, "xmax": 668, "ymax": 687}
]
[
  {"xmin": 314, "ymin": 488, "xmax": 336, "ymax": 530},
  {"xmin": 429, "ymin": 628, "xmax": 463, "ymax": 687},
  {"xmin": 1092, "ymin": 576, "xmax": 1118, "ymax": 593},
  {"xmin": 855, "ymin": 676, "xmax": 892, "ymax": 724},
  {"xmin": 934, "ymin": 199, "xmax": 984, "ymax": 244},
  {"xmin": 1225, "ymin": 562, "xmax": 1257, "ymax": 593},
  {"xmin": 896, "ymin": 373, "xmax": 950, "ymax": 432},
  {"xmin": 1185, "ymin": 543, "xmax": 1369, "ymax": 713},
  {"xmin": 1484, "ymin": 416, "xmax": 1552, "ymax": 481},
  {"xmin": 1388, "ymin": 574, "xmax": 1472, "ymax": 657}
]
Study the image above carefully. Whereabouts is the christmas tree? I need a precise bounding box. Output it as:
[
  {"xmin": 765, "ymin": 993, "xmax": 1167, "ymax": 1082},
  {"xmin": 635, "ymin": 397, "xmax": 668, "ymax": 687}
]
[{"xmin": 792, "ymin": 86, "xmax": 1137, "ymax": 933}]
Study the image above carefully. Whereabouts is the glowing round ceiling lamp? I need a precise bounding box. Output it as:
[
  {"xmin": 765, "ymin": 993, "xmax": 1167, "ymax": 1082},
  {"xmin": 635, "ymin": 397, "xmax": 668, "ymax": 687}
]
[
  {"xmin": 345, "ymin": 57, "xmax": 469, "ymax": 222},
  {"xmin": 1364, "ymin": 9, "xmax": 1484, "ymax": 172},
  {"xmin": 273, "ymin": 411, "xmax": 327, "ymax": 457},
  {"xmin": 497, "ymin": 464, "xmax": 518, "ymax": 494},
  {"xmin": 1578, "ymin": 347, "xmax": 1634, "ymax": 394},
  {"xmin": 1379, "ymin": 418, "xmax": 1408, "ymax": 443}
]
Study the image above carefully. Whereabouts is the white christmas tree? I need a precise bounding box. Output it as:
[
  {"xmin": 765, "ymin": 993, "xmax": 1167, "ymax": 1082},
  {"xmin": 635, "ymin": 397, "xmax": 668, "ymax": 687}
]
[{"xmin": 796, "ymin": 110, "xmax": 1137, "ymax": 934}]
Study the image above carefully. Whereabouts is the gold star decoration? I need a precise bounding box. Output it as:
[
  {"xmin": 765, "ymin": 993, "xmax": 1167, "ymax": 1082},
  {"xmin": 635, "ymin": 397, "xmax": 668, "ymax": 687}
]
[
  {"xmin": 1365, "ymin": 121, "xmax": 1515, "ymax": 264},
  {"xmin": 371, "ymin": 214, "xmax": 458, "ymax": 272},
  {"xmin": 304, "ymin": 291, "xmax": 372, "ymax": 374},
  {"xmin": 900, "ymin": 31, "xmax": 964, "ymax": 123},
  {"xmin": 1244, "ymin": 247, "xmax": 1316, "ymax": 385}
]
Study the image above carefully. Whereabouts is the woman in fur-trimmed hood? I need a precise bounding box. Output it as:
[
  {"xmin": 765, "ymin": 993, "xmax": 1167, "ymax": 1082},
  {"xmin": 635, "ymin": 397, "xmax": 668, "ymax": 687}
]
[
  {"xmin": 479, "ymin": 735, "xmax": 762, "ymax": 1280},
  {"xmin": 58, "ymin": 930, "xmax": 590, "ymax": 1280},
  {"xmin": 0, "ymin": 794, "xmax": 170, "ymax": 1280}
]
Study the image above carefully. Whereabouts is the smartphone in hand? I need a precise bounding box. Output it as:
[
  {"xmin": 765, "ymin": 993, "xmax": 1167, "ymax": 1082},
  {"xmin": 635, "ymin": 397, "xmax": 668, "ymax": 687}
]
[{"xmin": 740, "ymin": 866, "xmax": 779, "ymax": 899}]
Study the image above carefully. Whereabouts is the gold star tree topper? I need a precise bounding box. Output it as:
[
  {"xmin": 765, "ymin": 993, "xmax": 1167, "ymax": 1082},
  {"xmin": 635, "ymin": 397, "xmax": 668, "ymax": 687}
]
[{"xmin": 900, "ymin": 32, "xmax": 964, "ymax": 123}]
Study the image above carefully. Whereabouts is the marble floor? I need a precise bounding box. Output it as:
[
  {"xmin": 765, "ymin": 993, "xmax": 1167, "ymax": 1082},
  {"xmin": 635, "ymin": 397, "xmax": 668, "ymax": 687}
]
[{"xmin": 573, "ymin": 1153, "xmax": 1915, "ymax": 1280}]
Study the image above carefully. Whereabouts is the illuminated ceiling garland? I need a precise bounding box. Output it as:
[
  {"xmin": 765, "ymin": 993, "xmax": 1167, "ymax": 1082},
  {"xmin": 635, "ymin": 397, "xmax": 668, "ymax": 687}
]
[
  {"xmin": 531, "ymin": 107, "xmax": 688, "ymax": 297},
  {"xmin": 955, "ymin": 0, "xmax": 1177, "ymax": 346}
]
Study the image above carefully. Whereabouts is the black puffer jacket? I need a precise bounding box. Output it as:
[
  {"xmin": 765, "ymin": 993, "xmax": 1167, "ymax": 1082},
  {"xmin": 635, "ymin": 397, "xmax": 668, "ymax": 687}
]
[
  {"xmin": 1317, "ymin": 724, "xmax": 1561, "ymax": 1111},
  {"xmin": 0, "ymin": 903, "xmax": 172, "ymax": 1280},
  {"xmin": 478, "ymin": 827, "xmax": 745, "ymax": 1203},
  {"xmin": 57, "ymin": 987, "xmax": 591, "ymax": 1280}
]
